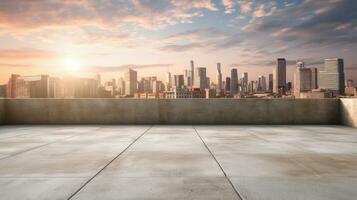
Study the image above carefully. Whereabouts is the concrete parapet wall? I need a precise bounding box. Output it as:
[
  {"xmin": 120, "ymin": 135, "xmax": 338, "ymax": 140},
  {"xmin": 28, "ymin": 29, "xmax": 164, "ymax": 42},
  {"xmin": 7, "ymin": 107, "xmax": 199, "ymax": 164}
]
[
  {"xmin": 0, "ymin": 99, "xmax": 4, "ymax": 124},
  {"xmin": 341, "ymin": 98, "xmax": 357, "ymax": 128},
  {"xmin": 1, "ymin": 98, "xmax": 340, "ymax": 125}
]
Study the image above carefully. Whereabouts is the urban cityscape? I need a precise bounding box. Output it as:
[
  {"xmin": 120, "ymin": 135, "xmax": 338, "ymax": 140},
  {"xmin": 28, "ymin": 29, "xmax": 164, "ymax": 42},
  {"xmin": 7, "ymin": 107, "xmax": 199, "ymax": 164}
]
[
  {"xmin": 1, "ymin": 1, "xmax": 357, "ymax": 200},
  {"xmin": 1, "ymin": 58, "xmax": 356, "ymax": 99}
]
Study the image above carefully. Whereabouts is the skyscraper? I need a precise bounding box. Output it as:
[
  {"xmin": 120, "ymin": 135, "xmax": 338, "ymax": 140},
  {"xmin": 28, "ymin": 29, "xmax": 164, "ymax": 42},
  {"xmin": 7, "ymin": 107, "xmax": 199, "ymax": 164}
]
[
  {"xmin": 184, "ymin": 69, "xmax": 190, "ymax": 86},
  {"xmin": 258, "ymin": 75, "xmax": 267, "ymax": 92},
  {"xmin": 216, "ymin": 63, "xmax": 222, "ymax": 96},
  {"xmin": 319, "ymin": 58, "xmax": 345, "ymax": 95},
  {"xmin": 273, "ymin": 58, "xmax": 287, "ymax": 95},
  {"xmin": 311, "ymin": 67, "xmax": 318, "ymax": 89},
  {"xmin": 194, "ymin": 67, "xmax": 207, "ymax": 90},
  {"xmin": 268, "ymin": 74, "xmax": 273, "ymax": 92},
  {"xmin": 294, "ymin": 61, "xmax": 312, "ymax": 98},
  {"xmin": 173, "ymin": 75, "xmax": 184, "ymax": 89},
  {"xmin": 241, "ymin": 72, "xmax": 248, "ymax": 95},
  {"xmin": 166, "ymin": 72, "xmax": 172, "ymax": 91},
  {"xmin": 190, "ymin": 60, "xmax": 194, "ymax": 86},
  {"xmin": 230, "ymin": 68, "xmax": 238, "ymax": 95},
  {"xmin": 225, "ymin": 77, "xmax": 231, "ymax": 95},
  {"xmin": 124, "ymin": 68, "xmax": 137, "ymax": 96}
]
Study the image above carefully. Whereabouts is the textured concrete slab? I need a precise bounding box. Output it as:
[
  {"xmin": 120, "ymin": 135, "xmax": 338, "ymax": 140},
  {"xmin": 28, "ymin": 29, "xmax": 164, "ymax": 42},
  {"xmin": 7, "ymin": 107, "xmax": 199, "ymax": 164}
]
[
  {"xmin": 0, "ymin": 125, "xmax": 356, "ymax": 200},
  {"xmin": 231, "ymin": 177, "xmax": 357, "ymax": 200},
  {"xmin": 72, "ymin": 177, "xmax": 239, "ymax": 200},
  {"xmin": 195, "ymin": 125, "xmax": 357, "ymax": 200},
  {"xmin": 0, "ymin": 178, "xmax": 87, "ymax": 200}
]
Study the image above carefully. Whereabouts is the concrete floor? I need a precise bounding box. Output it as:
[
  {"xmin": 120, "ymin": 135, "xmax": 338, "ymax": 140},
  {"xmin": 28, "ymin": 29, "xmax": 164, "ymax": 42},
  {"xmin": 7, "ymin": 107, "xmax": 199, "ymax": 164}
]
[{"xmin": 0, "ymin": 125, "xmax": 356, "ymax": 200}]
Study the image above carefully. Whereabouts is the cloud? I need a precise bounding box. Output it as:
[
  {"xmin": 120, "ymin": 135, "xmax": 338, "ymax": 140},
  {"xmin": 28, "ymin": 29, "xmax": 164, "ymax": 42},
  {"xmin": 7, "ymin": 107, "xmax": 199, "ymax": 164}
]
[
  {"xmin": 0, "ymin": 63, "xmax": 33, "ymax": 68},
  {"xmin": 242, "ymin": 0, "xmax": 357, "ymax": 49},
  {"xmin": 239, "ymin": 1, "xmax": 253, "ymax": 13},
  {"xmin": 159, "ymin": 28, "xmax": 242, "ymax": 51},
  {"xmin": 222, "ymin": 0, "xmax": 235, "ymax": 14},
  {"xmin": 159, "ymin": 43, "xmax": 202, "ymax": 52},
  {"xmin": 86, "ymin": 64, "xmax": 173, "ymax": 72},
  {"xmin": 253, "ymin": 4, "xmax": 266, "ymax": 18},
  {"xmin": 0, "ymin": 48, "xmax": 55, "ymax": 59},
  {"xmin": 0, "ymin": 0, "xmax": 217, "ymax": 32}
]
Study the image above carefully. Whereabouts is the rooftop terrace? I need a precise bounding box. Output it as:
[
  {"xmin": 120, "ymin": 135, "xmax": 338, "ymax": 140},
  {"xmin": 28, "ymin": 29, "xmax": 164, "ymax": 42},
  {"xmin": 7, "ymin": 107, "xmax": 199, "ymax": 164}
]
[
  {"xmin": 0, "ymin": 125, "xmax": 357, "ymax": 200},
  {"xmin": 0, "ymin": 98, "xmax": 356, "ymax": 199}
]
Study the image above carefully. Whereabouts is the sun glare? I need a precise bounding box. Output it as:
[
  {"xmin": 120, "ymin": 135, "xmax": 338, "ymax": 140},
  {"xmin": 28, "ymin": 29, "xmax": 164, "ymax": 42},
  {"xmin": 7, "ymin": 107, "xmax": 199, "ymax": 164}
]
[{"xmin": 64, "ymin": 57, "xmax": 81, "ymax": 72}]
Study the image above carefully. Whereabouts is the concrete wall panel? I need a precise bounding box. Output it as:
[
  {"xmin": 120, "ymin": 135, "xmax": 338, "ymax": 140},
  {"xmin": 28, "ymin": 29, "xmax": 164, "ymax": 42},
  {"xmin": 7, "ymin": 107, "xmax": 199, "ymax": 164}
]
[
  {"xmin": 2, "ymin": 99, "xmax": 341, "ymax": 125},
  {"xmin": 341, "ymin": 98, "xmax": 357, "ymax": 127},
  {"xmin": 0, "ymin": 99, "xmax": 4, "ymax": 124}
]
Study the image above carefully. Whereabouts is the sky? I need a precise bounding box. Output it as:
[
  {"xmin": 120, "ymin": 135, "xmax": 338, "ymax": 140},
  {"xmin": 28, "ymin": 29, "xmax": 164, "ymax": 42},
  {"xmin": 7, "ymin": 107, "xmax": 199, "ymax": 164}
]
[{"xmin": 0, "ymin": 0, "xmax": 357, "ymax": 84}]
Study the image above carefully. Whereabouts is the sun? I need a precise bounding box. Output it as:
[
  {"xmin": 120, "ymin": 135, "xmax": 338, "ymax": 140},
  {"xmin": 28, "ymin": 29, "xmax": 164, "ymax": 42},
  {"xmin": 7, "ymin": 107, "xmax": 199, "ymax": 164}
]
[{"xmin": 64, "ymin": 57, "xmax": 81, "ymax": 72}]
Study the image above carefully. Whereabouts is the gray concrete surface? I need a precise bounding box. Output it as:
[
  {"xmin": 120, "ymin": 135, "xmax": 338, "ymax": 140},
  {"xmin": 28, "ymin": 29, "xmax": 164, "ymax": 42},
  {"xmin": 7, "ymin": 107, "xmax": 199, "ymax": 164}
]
[
  {"xmin": 0, "ymin": 125, "xmax": 356, "ymax": 200},
  {"xmin": 2, "ymin": 99, "xmax": 340, "ymax": 124},
  {"xmin": 341, "ymin": 98, "xmax": 357, "ymax": 127}
]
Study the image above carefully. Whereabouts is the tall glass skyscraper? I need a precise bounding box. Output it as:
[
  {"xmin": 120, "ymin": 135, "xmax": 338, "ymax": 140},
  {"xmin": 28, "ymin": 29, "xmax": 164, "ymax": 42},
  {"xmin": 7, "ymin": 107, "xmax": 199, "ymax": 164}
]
[
  {"xmin": 319, "ymin": 58, "xmax": 345, "ymax": 95},
  {"xmin": 230, "ymin": 68, "xmax": 238, "ymax": 95}
]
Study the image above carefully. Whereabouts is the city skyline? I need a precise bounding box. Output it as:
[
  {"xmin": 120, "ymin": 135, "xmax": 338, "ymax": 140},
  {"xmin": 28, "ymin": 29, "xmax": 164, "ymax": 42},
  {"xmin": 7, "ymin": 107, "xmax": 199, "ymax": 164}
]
[
  {"xmin": 3, "ymin": 57, "xmax": 354, "ymax": 99},
  {"xmin": 1, "ymin": 0, "xmax": 357, "ymax": 84}
]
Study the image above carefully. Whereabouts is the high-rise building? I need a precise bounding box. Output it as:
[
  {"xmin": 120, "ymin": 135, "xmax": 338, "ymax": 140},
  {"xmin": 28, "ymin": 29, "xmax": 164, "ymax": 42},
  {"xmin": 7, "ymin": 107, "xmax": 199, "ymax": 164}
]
[
  {"xmin": 318, "ymin": 58, "xmax": 345, "ymax": 95},
  {"xmin": 294, "ymin": 62, "xmax": 312, "ymax": 98},
  {"xmin": 241, "ymin": 72, "xmax": 248, "ymax": 95},
  {"xmin": 230, "ymin": 68, "xmax": 238, "ymax": 95},
  {"xmin": 184, "ymin": 69, "xmax": 190, "ymax": 86},
  {"xmin": 152, "ymin": 80, "xmax": 165, "ymax": 93},
  {"xmin": 118, "ymin": 78, "xmax": 125, "ymax": 95},
  {"xmin": 311, "ymin": 67, "xmax": 318, "ymax": 89},
  {"xmin": 225, "ymin": 77, "xmax": 231, "ymax": 95},
  {"xmin": 166, "ymin": 72, "xmax": 172, "ymax": 91},
  {"xmin": 173, "ymin": 75, "xmax": 184, "ymax": 89},
  {"xmin": 49, "ymin": 77, "xmax": 61, "ymax": 98},
  {"xmin": 194, "ymin": 67, "xmax": 207, "ymax": 90},
  {"xmin": 6, "ymin": 74, "xmax": 20, "ymax": 98},
  {"xmin": 190, "ymin": 60, "xmax": 194, "ymax": 86},
  {"xmin": 273, "ymin": 58, "xmax": 287, "ymax": 95},
  {"xmin": 7, "ymin": 74, "xmax": 50, "ymax": 98},
  {"xmin": 268, "ymin": 74, "xmax": 273, "ymax": 92},
  {"xmin": 124, "ymin": 68, "xmax": 137, "ymax": 96},
  {"xmin": 216, "ymin": 63, "xmax": 222, "ymax": 96},
  {"xmin": 0, "ymin": 85, "xmax": 6, "ymax": 97},
  {"xmin": 138, "ymin": 77, "xmax": 151, "ymax": 93},
  {"xmin": 258, "ymin": 75, "xmax": 267, "ymax": 92}
]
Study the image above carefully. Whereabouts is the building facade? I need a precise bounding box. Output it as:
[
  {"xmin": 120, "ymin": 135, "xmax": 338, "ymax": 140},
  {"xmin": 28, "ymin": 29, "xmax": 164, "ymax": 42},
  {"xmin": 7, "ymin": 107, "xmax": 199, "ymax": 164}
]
[{"xmin": 318, "ymin": 58, "xmax": 345, "ymax": 95}]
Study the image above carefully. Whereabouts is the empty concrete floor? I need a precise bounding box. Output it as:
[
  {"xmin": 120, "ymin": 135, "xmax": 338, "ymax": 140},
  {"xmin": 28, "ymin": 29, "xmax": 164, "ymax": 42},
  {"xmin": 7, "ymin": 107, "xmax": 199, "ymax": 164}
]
[{"xmin": 0, "ymin": 125, "xmax": 356, "ymax": 200}]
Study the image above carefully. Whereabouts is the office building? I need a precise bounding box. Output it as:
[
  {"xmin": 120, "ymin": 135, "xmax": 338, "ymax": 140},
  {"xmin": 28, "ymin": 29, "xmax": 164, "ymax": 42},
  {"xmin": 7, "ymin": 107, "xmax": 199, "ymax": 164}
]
[
  {"xmin": 165, "ymin": 88, "xmax": 204, "ymax": 99},
  {"xmin": 6, "ymin": 74, "xmax": 50, "ymax": 98},
  {"xmin": 241, "ymin": 72, "xmax": 248, "ymax": 95},
  {"xmin": 124, "ymin": 68, "xmax": 137, "ymax": 96},
  {"xmin": 216, "ymin": 63, "xmax": 222, "ymax": 96},
  {"xmin": 258, "ymin": 75, "xmax": 267, "ymax": 92},
  {"xmin": 194, "ymin": 67, "xmax": 207, "ymax": 90},
  {"xmin": 190, "ymin": 60, "xmax": 194, "ymax": 86},
  {"xmin": 225, "ymin": 77, "xmax": 231, "ymax": 95},
  {"xmin": 294, "ymin": 62, "xmax": 312, "ymax": 98},
  {"xmin": 118, "ymin": 78, "xmax": 125, "ymax": 95},
  {"xmin": 0, "ymin": 85, "xmax": 6, "ymax": 97},
  {"xmin": 318, "ymin": 58, "xmax": 345, "ymax": 95},
  {"xmin": 311, "ymin": 67, "xmax": 318, "ymax": 89},
  {"xmin": 230, "ymin": 68, "xmax": 238, "ymax": 95},
  {"xmin": 173, "ymin": 75, "xmax": 184, "ymax": 89},
  {"xmin": 268, "ymin": 74, "xmax": 273, "ymax": 92},
  {"xmin": 166, "ymin": 72, "xmax": 172, "ymax": 91},
  {"xmin": 273, "ymin": 58, "xmax": 287, "ymax": 95}
]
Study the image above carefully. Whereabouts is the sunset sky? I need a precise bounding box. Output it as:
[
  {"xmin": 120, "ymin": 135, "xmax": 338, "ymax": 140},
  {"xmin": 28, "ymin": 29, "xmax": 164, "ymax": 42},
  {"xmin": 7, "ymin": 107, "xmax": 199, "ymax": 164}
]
[{"xmin": 0, "ymin": 0, "xmax": 357, "ymax": 84}]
